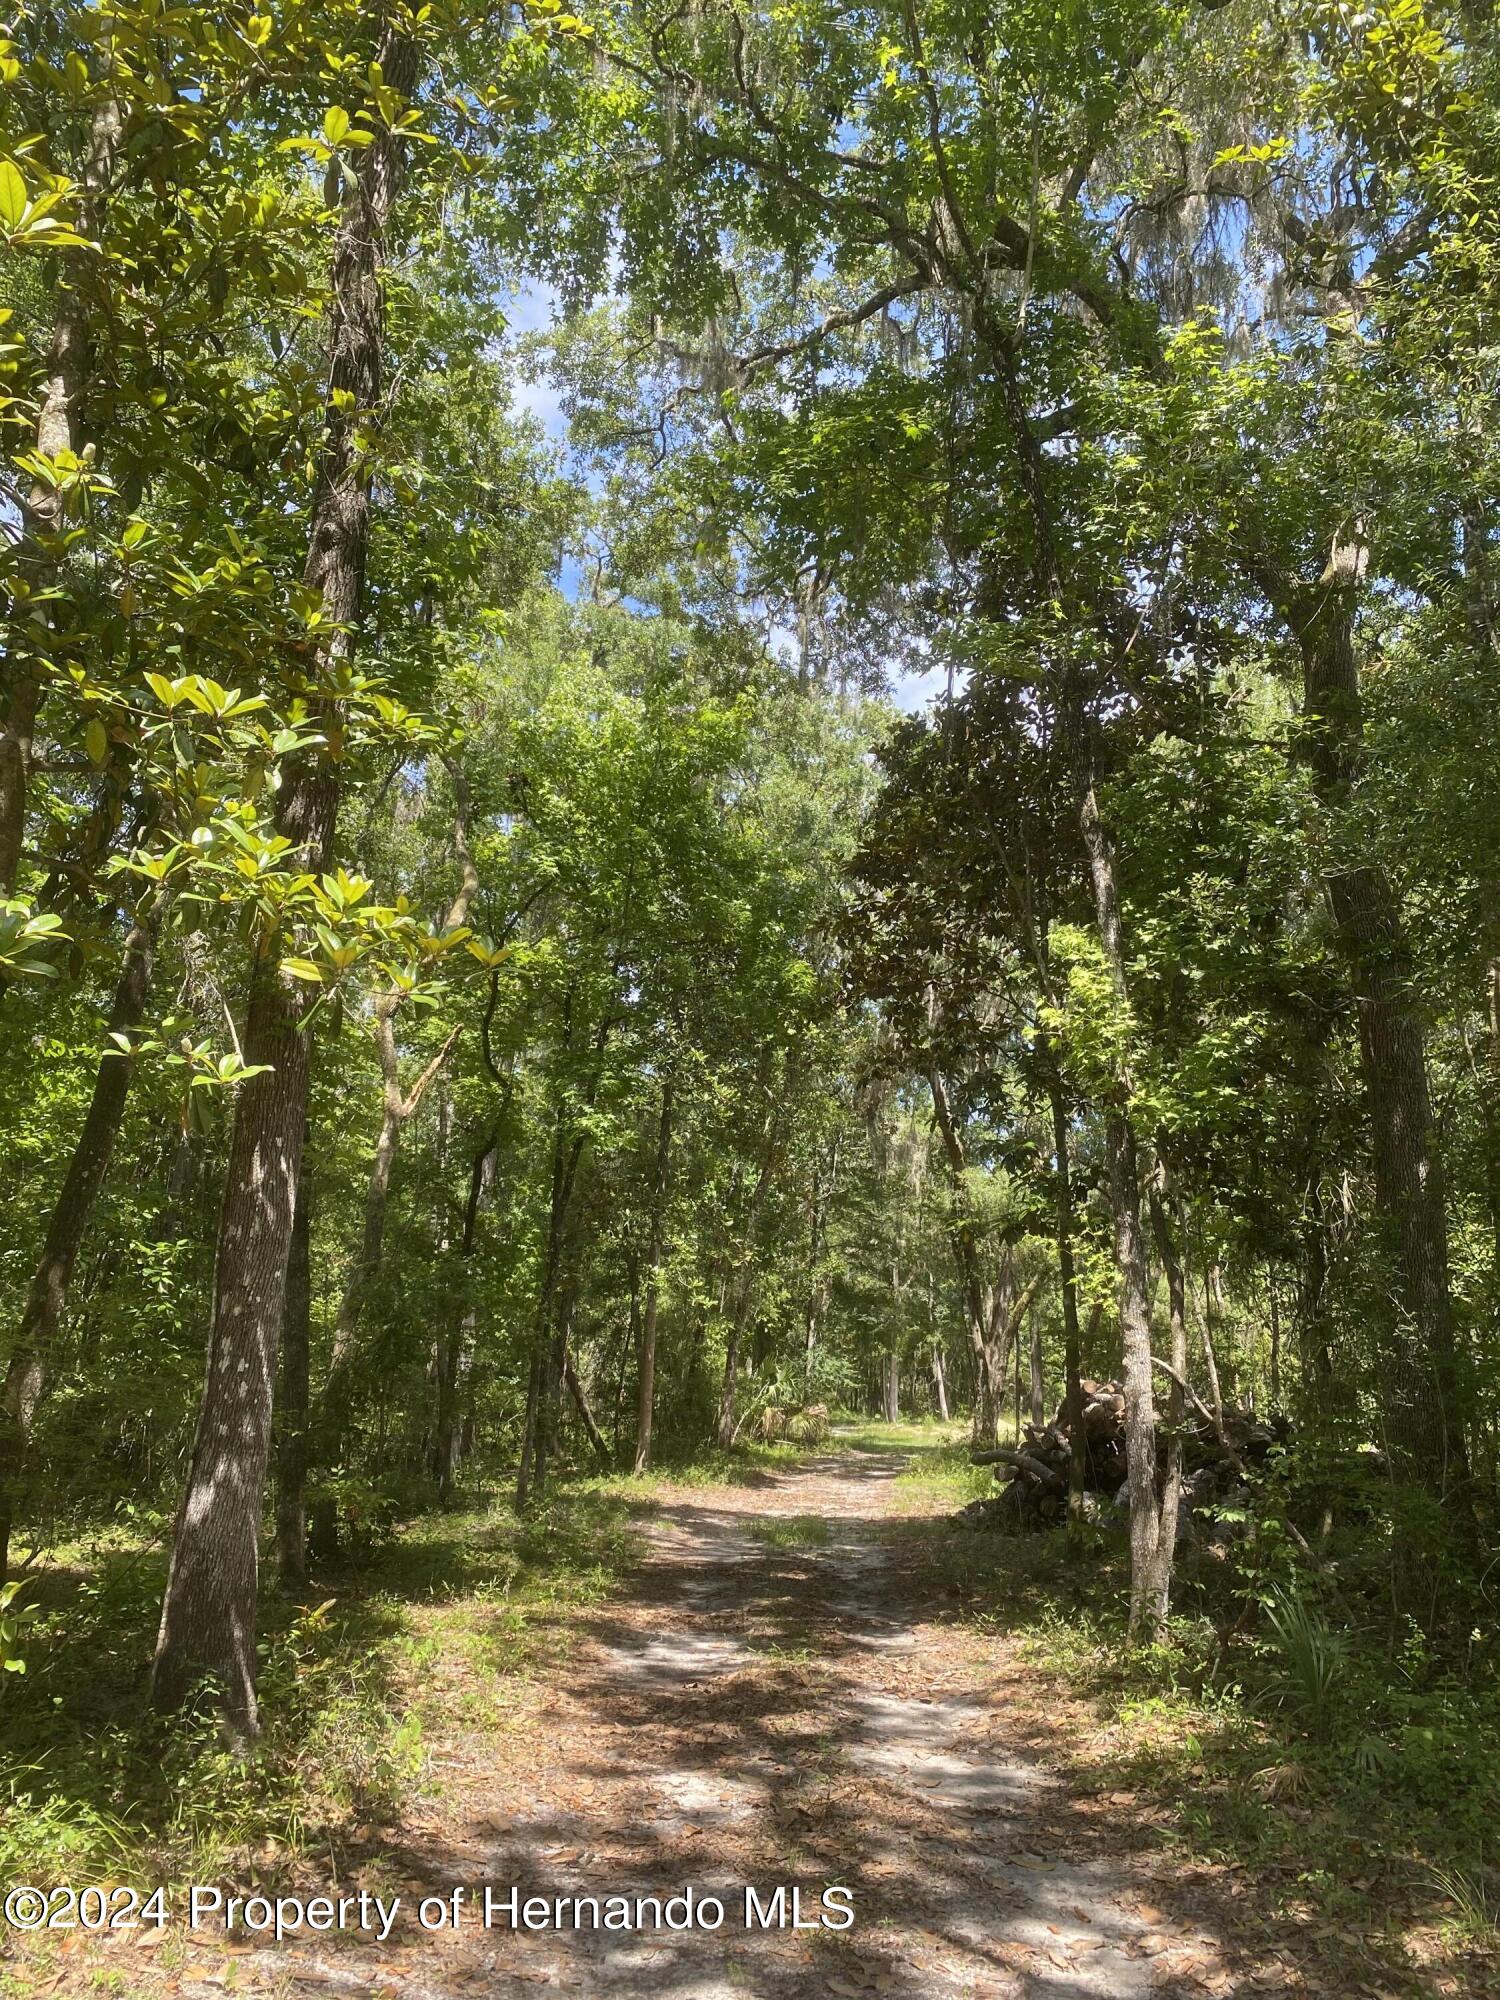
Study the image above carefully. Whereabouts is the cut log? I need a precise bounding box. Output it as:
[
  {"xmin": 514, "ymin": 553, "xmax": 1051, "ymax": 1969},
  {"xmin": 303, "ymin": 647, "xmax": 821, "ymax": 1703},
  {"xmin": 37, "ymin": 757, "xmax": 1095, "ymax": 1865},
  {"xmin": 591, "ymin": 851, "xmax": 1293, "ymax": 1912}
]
[{"xmin": 962, "ymin": 1376, "xmax": 1283, "ymax": 1532}]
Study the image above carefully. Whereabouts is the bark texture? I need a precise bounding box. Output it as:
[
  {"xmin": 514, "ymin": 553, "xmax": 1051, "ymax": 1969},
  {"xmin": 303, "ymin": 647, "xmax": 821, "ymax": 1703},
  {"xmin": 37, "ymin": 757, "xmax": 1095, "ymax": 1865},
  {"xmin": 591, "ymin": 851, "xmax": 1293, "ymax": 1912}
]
[
  {"xmin": 928, "ymin": 1067, "xmax": 1003, "ymax": 1444},
  {"xmin": 151, "ymin": 21, "xmax": 418, "ymax": 1732},
  {"xmin": 1145, "ymin": 1162, "xmax": 1190, "ymax": 1639},
  {"xmin": 150, "ymin": 775, "xmax": 334, "ymax": 1724},
  {"xmin": 1282, "ymin": 568, "xmax": 1468, "ymax": 1495},
  {"xmin": 996, "ymin": 205, "xmax": 1467, "ymax": 1515},
  {"xmin": 882, "ymin": 1349, "xmax": 901, "ymax": 1422},
  {"xmin": 932, "ymin": 1339, "xmax": 950, "ymax": 1421},
  {"xmin": 633, "ymin": 1077, "xmax": 674, "ymax": 1474},
  {"xmin": 564, "ymin": 1347, "xmax": 611, "ymax": 1465},
  {"xmin": 274, "ymin": 1169, "xmax": 312, "ymax": 1588},
  {"xmin": 1028, "ymin": 1305, "xmax": 1044, "ymax": 1430},
  {"xmin": 1048, "ymin": 1080, "xmax": 1088, "ymax": 1523},
  {"xmin": 1076, "ymin": 778, "xmax": 1164, "ymax": 1636}
]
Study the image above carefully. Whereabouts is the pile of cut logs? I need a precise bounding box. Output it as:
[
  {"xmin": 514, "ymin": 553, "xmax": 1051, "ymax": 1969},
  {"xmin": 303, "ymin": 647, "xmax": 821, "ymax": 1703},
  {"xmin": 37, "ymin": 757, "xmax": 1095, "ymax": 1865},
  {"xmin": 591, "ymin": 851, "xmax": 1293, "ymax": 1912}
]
[{"xmin": 957, "ymin": 1377, "xmax": 1283, "ymax": 1534}]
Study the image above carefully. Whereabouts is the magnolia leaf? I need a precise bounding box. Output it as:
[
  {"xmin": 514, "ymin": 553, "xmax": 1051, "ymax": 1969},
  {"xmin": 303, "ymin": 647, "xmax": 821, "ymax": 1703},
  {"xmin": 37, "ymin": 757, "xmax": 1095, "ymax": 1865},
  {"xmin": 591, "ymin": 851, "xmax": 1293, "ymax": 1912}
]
[{"xmin": 0, "ymin": 159, "xmax": 26, "ymax": 228}]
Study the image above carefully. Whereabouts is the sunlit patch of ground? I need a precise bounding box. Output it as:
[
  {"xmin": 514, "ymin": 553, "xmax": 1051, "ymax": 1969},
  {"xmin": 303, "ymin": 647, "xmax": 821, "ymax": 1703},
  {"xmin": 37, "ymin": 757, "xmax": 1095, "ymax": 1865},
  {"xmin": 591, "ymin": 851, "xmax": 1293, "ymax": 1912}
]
[{"xmin": 6, "ymin": 1429, "xmax": 1493, "ymax": 1998}]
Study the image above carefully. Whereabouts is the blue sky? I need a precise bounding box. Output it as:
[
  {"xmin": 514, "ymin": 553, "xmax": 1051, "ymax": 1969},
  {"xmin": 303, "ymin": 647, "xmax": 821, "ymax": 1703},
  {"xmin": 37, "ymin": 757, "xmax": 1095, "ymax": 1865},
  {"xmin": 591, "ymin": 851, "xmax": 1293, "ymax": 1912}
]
[{"xmin": 501, "ymin": 281, "xmax": 944, "ymax": 717}]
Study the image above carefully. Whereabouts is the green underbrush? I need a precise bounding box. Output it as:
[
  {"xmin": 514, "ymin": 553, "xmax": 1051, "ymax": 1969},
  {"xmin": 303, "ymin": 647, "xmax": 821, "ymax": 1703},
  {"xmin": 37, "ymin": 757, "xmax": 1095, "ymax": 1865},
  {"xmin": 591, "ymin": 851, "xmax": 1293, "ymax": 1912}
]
[
  {"xmin": 0, "ymin": 1486, "xmax": 645, "ymax": 1889},
  {"xmin": 0, "ymin": 1436, "xmax": 822, "ymax": 1891},
  {"xmin": 904, "ymin": 1441, "xmax": 1500, "ymax": 1969}
]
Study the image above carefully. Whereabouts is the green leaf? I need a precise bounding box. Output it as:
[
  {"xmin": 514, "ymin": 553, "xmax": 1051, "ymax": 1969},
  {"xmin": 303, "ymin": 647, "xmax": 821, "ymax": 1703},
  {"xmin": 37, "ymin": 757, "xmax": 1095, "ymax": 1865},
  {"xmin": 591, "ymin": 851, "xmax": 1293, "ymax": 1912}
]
[{"xmin": 0, "ymin": 159, "xmax": 25, "ymax": 228}]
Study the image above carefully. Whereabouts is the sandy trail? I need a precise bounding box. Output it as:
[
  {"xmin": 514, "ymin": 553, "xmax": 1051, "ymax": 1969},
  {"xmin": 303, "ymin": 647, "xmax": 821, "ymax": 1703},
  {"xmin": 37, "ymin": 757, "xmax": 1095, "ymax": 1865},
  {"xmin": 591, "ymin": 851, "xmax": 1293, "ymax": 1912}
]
[{"xmin": 226, "ymin": 1444, "xmax": 1265, "ymax": 1999}]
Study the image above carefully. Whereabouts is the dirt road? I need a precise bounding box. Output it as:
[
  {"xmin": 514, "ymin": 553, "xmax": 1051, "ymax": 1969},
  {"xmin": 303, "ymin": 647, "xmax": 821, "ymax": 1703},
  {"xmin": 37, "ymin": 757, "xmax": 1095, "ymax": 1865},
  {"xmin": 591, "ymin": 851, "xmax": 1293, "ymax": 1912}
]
[{"xmin": 224, "ymin": 1446, "xmax": 1280, "ymax": 1999}]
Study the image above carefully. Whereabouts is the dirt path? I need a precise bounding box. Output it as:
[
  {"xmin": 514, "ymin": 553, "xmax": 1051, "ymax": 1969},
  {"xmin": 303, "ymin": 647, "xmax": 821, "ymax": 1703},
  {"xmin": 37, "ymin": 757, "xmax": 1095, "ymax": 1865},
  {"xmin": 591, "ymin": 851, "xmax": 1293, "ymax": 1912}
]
[{"xmin": 199, "ymin": 1443, "xmax": 1301, "ymax": 2000}]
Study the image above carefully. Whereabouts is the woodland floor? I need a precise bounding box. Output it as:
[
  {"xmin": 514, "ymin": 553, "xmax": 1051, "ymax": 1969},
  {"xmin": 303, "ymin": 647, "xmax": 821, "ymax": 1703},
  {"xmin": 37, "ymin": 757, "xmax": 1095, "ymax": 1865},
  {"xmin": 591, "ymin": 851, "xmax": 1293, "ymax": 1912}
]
[{"xmin": 15, "ymin": 1436, "xmax": 1492, "ymax": 2000}]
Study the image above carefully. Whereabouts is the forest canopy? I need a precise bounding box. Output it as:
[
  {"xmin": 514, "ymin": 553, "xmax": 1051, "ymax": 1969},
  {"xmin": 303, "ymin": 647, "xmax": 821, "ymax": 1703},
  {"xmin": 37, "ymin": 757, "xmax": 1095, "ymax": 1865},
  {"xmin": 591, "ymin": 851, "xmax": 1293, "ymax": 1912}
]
[{"xmin": 0, "ymin": 0, "xmax": 1498, "ymax": 1956}]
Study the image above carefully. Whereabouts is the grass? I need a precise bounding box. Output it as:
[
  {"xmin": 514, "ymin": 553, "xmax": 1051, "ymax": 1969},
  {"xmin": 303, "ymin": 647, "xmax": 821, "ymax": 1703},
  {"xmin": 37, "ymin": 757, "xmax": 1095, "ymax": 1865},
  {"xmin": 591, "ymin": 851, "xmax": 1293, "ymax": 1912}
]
[
  {"xmin": 0, "ymin": 1484, "xmax": 649, "ymax": 1890},
  {"xmin": 833, "ymin": 1413, "xmax": 971, "ymax": 1454},
  {"xmin": 835, "ymin": 1412, "xmax": 1018, "ymax": 1514},
  {"xmin": 9, "ymin": 1418, "xmax": 1496, "ymax": 1984},
  {"xmin": 1026, "ymin": 1603, "xmax": 1500, "ymax": 1965},
  {"xmin": 612, "ymin": 1438, "xmax": 805, "ymax": 1490},
  {"xmin": 880, "ymin": 1444, "xmax": 1500, "ymax": 1977},
  {"xmin": 0, "ymin": 1437, "xmax": 816, "ymax": 1895},
  {"xmin": 749, "ymin": 1513, "xmax": 830, "ymax": 1548},
  {"xmin": 1426, "ymin": 1860, "xmax": 1500, "ymax": 1951}
]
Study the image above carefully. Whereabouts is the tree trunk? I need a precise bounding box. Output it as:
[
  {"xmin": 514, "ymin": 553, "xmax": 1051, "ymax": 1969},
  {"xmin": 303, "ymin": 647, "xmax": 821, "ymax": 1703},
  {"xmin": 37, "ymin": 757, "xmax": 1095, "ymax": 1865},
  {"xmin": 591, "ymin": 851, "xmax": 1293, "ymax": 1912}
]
[
  {"xmin": 927, "ymin": 1067, "xmax": 1003, "ymax": 1445},
  {"xmin": 716, "ymin": 1132, "xmax": 776, "ymax": 1448},
  {"xmin": 1028, "ymin": 1301, "xmax": 1044, "ymax": 1431},
  {"xmin": 2, "ymin": 94, "xmax": 123, "ymax": 894},
  {"xmin": 1145, "ymin": 1161, "xmax": 1190, "ymax": 1640},
  {"xmin": 564, "ymin": 1348, "xmax": 610, "ymax": 1465},
  {"xmin": 1048, "ymin": 1079, "xmax": 1088, "ymax": 1525},
  {"xmin": 275, "ymin": 1167, "xmax": 312, "ymax": 1589},
  {"xmin": 433, "ymin": 1325, "xmax": 471, "ymax": 1497},
  {"xmin": 518, "ymin": 1088, "xmax": 590, "ymax": 1504},
  {"xmin": 1284, "ymin": 574, "xmax": 1468, "ymax": 1496},
  {"xmin": 633, "ymin": 1076, "xmax": 674, "ymax": 1474},
  {"xmin": 1013, "ymin": 1302, "xmax": 1023, "ymax": 1439},
  {"xmin": 435, "ymin": 1139, "xmax": 495, "ymax": 1502},
  {"xmin": 991, "ymin": 1268, "xmax": 1042, "ymax": 1426},
  {"xmin": 715, "ymin": 1261, "xmax": 752, "ymax": 1448},
  {"xmin": 882, "ymin": 1349, "xmax": 900, "ymax": 1423},
  {"xmin": 1205, "ymin": 1260, "xmax": 1237, "ymax": 1403},
  {"xmin": 150, "ymin": 856, "xmax": 330, "ymax": 1726},
  {"xmin": 524, "ymin": 1175, "xmax": 568, "ymax": 1506},
  {"xmin": 319, "ymin": 1006, "xmax": 460, "ymax": 1447},
  {"xmin": 0, "ymin": 902, "xmax": 159, "ymax": 1577},
  {"xmin": 801, "ymin": 1140, "xmax": 837, "ymax": 1397},
  {"xmin": 321, "ymin": 763, "xmax": 475, "ymax": 1483},
  {"xmin": 151, "ymin": 20, "xmax": 419, "ymax": 1735},
  {"xmin": 515, "ymin": 1345, "xmax": 543, "ymax": 1508},
  {"xmin": 932, "ymin": 1336, "xmax": 950, "ymax": 1420},
  {"xmin": 535, "ymin": 1239, "xmax": 584, "ymax": 1496},
  {"xmin": 984, "ymin": 310, "xmax": 1162, "ymax": 1615},
  {"xmin": 1077, "ymin": 780, "xmax": 1161, "ymax": 1640}
]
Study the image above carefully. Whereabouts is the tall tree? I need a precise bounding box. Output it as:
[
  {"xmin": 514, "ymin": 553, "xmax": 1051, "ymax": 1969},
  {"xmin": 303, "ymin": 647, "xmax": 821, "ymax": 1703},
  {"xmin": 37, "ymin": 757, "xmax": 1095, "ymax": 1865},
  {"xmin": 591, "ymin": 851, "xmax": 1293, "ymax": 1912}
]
[{"xmin": 152, "ymin": 14, "xmax": 423, "ymax": 1730}]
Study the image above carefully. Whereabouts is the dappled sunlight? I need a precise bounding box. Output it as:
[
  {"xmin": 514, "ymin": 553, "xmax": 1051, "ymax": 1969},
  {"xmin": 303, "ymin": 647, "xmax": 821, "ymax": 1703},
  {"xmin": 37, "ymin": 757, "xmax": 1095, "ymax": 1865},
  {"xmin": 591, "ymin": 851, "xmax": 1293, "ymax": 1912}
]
[
  {"xmin": 149, "ymin": 1444, "xmax": 1368, "ymax": 2000},
  {"xmin": 7, "ymin": 1444, "xmax": 1481, "ymax": 1997}
]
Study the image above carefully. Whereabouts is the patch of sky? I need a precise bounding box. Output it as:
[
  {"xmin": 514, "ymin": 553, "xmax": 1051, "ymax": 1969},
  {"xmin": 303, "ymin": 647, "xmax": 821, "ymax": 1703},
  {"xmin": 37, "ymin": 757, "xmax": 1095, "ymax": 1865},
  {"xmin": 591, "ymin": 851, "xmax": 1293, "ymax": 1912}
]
[
  {"xmin": 498, "ymin": 276, "xmax": 568, "ymax": 440},
  {"xmin": 496, "ymin": 266, "xmax": 957, "ymax": 715}
]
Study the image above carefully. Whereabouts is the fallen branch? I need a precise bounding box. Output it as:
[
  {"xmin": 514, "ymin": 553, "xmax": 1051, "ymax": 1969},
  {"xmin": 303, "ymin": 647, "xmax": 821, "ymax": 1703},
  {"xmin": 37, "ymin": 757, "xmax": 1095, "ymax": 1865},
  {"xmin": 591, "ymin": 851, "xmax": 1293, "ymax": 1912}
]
[{"xmin": 1150, "ymin": 1356, "xmax": 1246, "ymax": 1473}]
